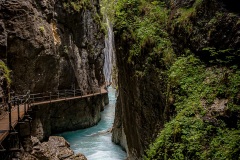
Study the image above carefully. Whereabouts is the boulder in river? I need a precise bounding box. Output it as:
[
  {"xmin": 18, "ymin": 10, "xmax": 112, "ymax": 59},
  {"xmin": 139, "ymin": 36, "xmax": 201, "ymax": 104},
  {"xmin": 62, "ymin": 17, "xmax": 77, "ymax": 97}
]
[{"xmin": 20, "ymin": 136, "xmax": 87, "ymax": 160}]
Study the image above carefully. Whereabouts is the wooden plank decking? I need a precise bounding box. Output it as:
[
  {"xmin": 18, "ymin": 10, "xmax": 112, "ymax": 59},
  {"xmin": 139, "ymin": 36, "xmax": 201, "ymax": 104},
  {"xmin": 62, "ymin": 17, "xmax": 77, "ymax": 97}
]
[{"xmin": 0, "ymin": 88, "xmax": 107, "ymax": 144}]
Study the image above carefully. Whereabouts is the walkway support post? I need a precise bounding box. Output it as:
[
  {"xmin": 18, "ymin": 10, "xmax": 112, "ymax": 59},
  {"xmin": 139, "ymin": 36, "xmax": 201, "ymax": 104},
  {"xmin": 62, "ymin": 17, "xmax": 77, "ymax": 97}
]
[
  {"xmin": 17, "ymin": 102, "xmax": 20, "ymax": 121},
  {"xmin": 8, "ymin": 102, "xmax": 12, "ymax": 131},
  {"xmin": 27, "ymin": 103, "xmax": 29, "ymax": 112},
  {"xmin": 18, "ymin": 124, "xmax": 21, "ymax": 149},
  {"xmin": 24, "ymin": 102, "xmax": 26, "ymax": 114}
]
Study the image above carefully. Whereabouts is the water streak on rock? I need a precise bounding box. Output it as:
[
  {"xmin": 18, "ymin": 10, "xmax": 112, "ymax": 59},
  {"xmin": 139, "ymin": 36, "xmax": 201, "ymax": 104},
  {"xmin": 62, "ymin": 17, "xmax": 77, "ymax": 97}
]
[{"xmin": 103, "ymin": 18, "xmax": 115, "ymax": 86}]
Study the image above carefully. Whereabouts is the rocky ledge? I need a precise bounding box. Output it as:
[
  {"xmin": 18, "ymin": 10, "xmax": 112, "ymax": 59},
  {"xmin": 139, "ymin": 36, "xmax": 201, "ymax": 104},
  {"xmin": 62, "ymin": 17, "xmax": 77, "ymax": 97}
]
[{"xmin": 19, "ymin": 136, "xmax": 86, "ymax": 160}]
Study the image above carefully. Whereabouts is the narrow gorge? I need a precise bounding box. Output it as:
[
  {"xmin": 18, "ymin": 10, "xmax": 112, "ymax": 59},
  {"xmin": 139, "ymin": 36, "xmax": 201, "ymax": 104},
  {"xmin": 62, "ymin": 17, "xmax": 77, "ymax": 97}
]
[{"xmin": 0, "ymin": 0, "xmax": 240, "ymax": 160}]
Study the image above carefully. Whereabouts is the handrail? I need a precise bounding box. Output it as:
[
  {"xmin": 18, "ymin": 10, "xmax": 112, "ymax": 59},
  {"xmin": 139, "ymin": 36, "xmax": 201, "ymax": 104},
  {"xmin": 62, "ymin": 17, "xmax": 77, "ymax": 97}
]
[
  {"xmin": 1, "ymin": 87, "xmax": 105, "ymax": 115},
  {"xmin": 0, "ymin": 87, "xmax": 107, "ymax": 122}
]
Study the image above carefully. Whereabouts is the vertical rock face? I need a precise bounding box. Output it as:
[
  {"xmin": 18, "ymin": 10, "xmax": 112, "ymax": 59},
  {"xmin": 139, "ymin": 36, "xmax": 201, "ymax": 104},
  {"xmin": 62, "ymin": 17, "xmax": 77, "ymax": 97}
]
[
  {"xmin": 112, "ymin": 48, "xmax": 167, "ymax": 159},
  {"xmin": 0, "ymin": 0, "xmax": 105, "ymax": 94},
  {"xmin": 0, "ymin": 0, "xmax": 108, "ymax": 158}
]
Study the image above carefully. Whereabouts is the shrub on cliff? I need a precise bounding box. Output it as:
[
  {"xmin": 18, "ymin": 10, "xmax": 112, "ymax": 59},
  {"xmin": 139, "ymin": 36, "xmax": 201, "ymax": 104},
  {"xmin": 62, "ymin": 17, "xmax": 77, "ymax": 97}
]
[
  {"xmin": 145, "ymin": 55, "xmax": 240, "ymax": 160},
  {"xmin": 0, "ymin": 60, "xmax": 11, "ymax": 87}
]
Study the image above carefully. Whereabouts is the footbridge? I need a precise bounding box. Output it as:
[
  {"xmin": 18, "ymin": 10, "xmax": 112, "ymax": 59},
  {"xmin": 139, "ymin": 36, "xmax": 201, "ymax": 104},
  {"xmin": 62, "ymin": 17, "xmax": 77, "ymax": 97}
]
[{"xmin": 0, "ymin": 87, "xmax": 108, "ymax": 153}]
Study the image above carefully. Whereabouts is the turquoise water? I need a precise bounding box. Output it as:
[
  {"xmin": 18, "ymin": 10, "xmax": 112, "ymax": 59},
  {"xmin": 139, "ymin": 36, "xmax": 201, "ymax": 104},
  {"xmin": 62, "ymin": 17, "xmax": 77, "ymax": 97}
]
[{"xmin": 58, "ymin": 87, "xmax": 127, "ymax": 160}]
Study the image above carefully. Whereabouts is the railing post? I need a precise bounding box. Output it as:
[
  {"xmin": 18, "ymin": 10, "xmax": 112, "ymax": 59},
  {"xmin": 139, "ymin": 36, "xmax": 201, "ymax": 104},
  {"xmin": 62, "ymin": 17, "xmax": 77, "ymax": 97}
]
[
  {"xmin": 28, "ymin": 90, "xmax": 30, "ymax": 102},
  {"xmin": 24, "ymin": 103, "xmax": 26, "ymax": 114},
  {"xmin": 17, "ymin": 101, "xmax": 20, "ymax": 121},
  {"xmin": 27, "ymin": 103, "xmax": 29, "ymax": 112},
  {"xmin": 8, "ymin": 102, "xmax": 12, "ymax": 130},
  {"xmin": 33, "ymin": 94, "xmax": 35, "ymax": 102},
  {"xmin": 65, "ymin": 90, "xmax": 66, "ymax": 100},
  {"xmin": 58, "ymin": 91, "xmax": 59, "ymax": 99},
  {"xmin": 74, "ymin": 89, "xmax": 76, "ymax": 97},
  {"xmin": 50, "ymin": 92, "xmax": 52, "ymax": 103}
]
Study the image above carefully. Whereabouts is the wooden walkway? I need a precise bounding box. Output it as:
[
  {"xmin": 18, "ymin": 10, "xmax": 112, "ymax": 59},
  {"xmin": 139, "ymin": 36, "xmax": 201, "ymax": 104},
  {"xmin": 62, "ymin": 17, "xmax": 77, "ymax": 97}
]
[{"xmin": 0, "ymin": 88, "xmax": 107, "ymax": 146}]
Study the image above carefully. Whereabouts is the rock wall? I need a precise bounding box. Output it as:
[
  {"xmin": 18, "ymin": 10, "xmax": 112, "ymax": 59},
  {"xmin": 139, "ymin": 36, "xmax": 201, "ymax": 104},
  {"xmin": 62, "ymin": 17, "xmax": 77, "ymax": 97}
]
[
  {"xmin": 112, "ymin": 43, "xmax": 168, "ymax": 159},
  {"xmin": 0, "ymin": 0, "xmax": 106, "ymax": 135},
  {"xmin": 0, "ymin": 0, "xmax": 105, "ymax": 94},
  {"xmin": 112, "ymin": 97, "xmax": 127, "ymax": 152},
  {"xmin": 0, "ymin": 0, "xmax": 108, "ymax": 158},
  {"xmin": 19, "ymin": 136, "xmax": 87, "ymax": 160},
  {"xmin": 112, "ymin": 0, "xmax": 240, "ymax": 159}
]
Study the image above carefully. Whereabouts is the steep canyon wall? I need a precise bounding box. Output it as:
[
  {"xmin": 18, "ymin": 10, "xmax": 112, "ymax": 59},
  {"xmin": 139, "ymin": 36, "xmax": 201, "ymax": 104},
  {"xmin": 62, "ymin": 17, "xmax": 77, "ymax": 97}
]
[
  {"xmin": 0, "ymin": 0, "xmax": 107, "ymax": 158},
  {"xmin": 112, "ymin": 0, "xmax": 240, "ymax": 159},
  {"xmin": 0, "ymin": 0, "xmax": 105, "ymax": 94}
]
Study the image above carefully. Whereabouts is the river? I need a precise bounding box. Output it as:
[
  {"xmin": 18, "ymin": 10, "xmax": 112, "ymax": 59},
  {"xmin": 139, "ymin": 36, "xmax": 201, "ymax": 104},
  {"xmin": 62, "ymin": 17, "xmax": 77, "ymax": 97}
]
[{"xmin": 58, "ymin": 87, "xmax": 127, "ymax": 160}]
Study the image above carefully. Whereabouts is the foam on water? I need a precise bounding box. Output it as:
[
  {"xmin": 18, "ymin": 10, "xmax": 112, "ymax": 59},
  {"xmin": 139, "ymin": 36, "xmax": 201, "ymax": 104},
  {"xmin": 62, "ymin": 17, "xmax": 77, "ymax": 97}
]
[{"xmin": 58, "ymin": 87, "xmax": 126, "ymax": 160}]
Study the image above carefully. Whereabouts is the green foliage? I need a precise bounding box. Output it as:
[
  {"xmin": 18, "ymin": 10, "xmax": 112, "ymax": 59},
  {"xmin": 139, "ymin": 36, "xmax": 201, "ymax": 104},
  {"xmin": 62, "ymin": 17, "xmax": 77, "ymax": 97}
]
[
  {"xmin": 114, "ymin": 0, "xmax": 175, "ymax": 77},
  {"xmin": 145, "ymin": 55, "xmax": 240, "ymax": 159},
  {"xmin": 177, "ymin": 0, "xmax": 202, "ymax": 21},
  {"xmin": 202, "ymin": 47, "xmax": 239, "ymax": 65},
  {"xmin": 0, "ymin": 61, "xmax": 11, "ymax": 87},
  {"xmin": 63, "ymin": 45, "xmax": 68, "ymax": 54},
  {"xmin": 39, "ymin": 26, "xmax": 45, "ymax": 33},
  {"xmin": 63, "ymin": 0, "xmax": 90, "ymax": 12},
  {"xmin": 70, "ymin": 1, "xmax": 81, "ymax": 11},
  {"xmin": 100, "ymin": 0, "xmax": 116, "ymax": 22},
  {"xmin": 170, "ymin": 0, "xmax": 203, "ymax": 35},
  {"xmin": 113, "ymin": 0, "xmax": 240, "ymax": 159}
]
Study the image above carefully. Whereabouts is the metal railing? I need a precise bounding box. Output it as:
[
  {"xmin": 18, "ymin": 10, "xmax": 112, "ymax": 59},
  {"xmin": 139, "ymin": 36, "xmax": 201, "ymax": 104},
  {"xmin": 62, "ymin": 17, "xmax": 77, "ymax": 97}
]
[
  {"xmin": 10, "ymin": 87, "xmax": 102, "ymax": 104},
  {"xmin": 0, "ymin": 87, "xmax": 105, "ymax": 120}
]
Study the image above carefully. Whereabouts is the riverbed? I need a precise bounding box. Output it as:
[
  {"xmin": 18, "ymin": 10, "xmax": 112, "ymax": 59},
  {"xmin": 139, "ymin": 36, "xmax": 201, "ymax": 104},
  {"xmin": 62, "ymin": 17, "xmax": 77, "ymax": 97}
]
[{"xmin": 58, "ymin": 87, "xmax": 126, "ymax": 160}]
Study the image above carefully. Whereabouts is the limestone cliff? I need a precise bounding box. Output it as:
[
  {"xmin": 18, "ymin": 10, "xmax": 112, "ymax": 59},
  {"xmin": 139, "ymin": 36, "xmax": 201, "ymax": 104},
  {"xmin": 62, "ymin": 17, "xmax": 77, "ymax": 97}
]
[
  {"xmin": 0, "ymin": 0, "xmax": 107, "ymax": 159},
  {"xmin": 0, "ymin": 0, "xmax": 105, "ymax": 94},
  {"xmin": 112, "ymin": 0, "xmax": 240, "ymax": 159},
  {"xmin": 0, "ymin": 0, "xmax": 107, "ymax": 130}
]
